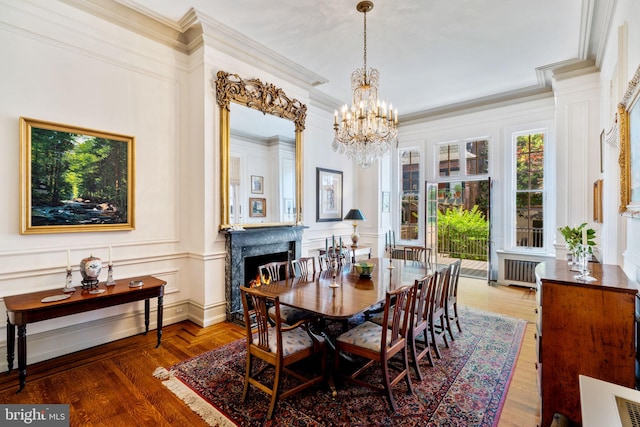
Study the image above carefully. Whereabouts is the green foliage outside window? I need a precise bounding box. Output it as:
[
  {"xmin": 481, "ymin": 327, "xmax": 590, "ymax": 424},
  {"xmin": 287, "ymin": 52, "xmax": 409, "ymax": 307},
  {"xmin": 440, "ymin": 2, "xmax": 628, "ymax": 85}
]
[{"xmin": 438, "ymin": 206, "xmax": 489, "ymax": 260}]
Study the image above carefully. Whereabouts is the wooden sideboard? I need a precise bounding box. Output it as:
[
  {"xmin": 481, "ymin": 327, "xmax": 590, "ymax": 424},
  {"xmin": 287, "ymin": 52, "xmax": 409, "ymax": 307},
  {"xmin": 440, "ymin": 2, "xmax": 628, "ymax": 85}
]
[{"xmin": 535, "ymin": 260, "xmax": 639, "ymax": 426}]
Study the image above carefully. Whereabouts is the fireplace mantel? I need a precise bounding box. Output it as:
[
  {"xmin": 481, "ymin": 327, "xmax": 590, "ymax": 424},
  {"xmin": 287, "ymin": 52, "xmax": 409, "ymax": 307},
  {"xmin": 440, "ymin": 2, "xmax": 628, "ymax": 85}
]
[{"xmin": 223, "ymin": 226, "xmax": 304, "ymax": 322}]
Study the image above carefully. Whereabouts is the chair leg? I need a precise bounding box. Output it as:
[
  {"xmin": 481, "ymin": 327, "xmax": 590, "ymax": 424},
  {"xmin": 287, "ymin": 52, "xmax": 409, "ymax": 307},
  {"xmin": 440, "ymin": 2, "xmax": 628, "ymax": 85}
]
[
  {"xmin": 242, "ymin": 353, "xmax": 252, "ymax": 402},
  {"xmin": 408, "ymin": 332, "xmax": 423, "ymax": 381},
  {"xmin": 445, "ymin": 306, "xmax": 455, "ymax": 341},
  {"xmin": 429, "ymin": 319, "xmax": 442, "ymax": 359},
  {"xmin": 380, "ymin": 358, "xmax": 397, "ymax": 412},
  {"xmin": 401, "ymin": 346, "xmax": 413, "ymax": 395},
  {"xmin": 440, "ymin": 315, "xmax": 450, "ymax": 348},
  {"xmin": 266, "ymin": 364, "xmax": 282, "ymax": 419},
  {"xmin": 454, "ymin": 303, "xmax": 462, "ymax": 332},
  {"xmin": 418, "ymin": 328, "xmax": 434, "ymax": 367}
]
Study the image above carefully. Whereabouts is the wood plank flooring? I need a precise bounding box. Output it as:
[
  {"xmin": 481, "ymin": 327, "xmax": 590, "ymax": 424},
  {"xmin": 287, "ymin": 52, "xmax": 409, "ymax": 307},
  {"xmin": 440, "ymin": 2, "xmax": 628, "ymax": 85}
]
[{"xmin": 0, "ymin": 278, "xmax": 540, "ymax": 426}]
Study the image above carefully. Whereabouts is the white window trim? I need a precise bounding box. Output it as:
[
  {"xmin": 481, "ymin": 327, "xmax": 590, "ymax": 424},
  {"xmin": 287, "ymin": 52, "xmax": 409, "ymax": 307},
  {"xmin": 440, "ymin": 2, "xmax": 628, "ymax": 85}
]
[{"xmin": 505, "ymin": 122, "xmax": 555, "ymax": 254}]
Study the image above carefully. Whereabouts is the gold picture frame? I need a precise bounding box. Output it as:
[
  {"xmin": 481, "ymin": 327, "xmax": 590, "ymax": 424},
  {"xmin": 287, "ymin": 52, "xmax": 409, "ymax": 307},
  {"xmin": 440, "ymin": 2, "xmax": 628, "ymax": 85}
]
[
  {"xmin": 593, "ymin": 179, "xmax": 603, "ymax": 223},
  {"xmin": 249, "ymin": 197, "xmax": 266, "ymax": 217},
  {"xmin": 618, "ymin": 65, "xmax": 640, "ymax": 216},
  {"xmin": 20, "ymin": 117, "xmax": 135, "ymax": 234}
]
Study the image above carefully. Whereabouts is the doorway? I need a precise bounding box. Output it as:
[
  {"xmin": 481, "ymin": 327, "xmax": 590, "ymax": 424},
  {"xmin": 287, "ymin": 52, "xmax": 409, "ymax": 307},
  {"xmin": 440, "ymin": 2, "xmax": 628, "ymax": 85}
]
[{"xmin": 433, "ymin": 179, "xmax": 490, "ymax": 280}]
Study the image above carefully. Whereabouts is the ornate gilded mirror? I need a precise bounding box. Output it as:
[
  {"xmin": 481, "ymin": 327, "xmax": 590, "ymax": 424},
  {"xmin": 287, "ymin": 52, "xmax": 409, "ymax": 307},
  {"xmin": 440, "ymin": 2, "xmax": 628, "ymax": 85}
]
[
  {"xmin": 619, "ymin": 64, "xmax": 640, "ymax": 216},
  {"xmin": 216, "ymin": 71, "xmax": 306, "ymax": 229}
]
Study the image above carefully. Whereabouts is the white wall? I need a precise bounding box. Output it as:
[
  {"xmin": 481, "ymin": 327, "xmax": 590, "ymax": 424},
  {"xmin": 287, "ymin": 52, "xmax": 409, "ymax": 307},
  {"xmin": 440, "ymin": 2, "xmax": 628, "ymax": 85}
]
[
  {"xmin": 0, "ymin": 0, "xmax": 191, "ymax": 368},
  {"xmin": 598, "ymin": 0, "xmax": 640, "ymax": 282}
]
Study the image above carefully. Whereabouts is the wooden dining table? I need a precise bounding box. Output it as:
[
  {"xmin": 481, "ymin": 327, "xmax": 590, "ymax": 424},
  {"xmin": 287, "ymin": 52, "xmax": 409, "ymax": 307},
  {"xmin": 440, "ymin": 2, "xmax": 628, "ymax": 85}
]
[{"xmin": 258, "ymin": 257, "xmax": 431, "ymax": 320}]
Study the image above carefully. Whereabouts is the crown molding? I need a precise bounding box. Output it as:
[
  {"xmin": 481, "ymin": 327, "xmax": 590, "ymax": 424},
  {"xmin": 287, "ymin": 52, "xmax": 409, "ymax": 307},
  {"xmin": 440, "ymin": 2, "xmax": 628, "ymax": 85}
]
[
  {"xmin": 400, "ymin": 86, "xmax": 554, "ymax": 124},
  {"xmin": 60, "ymin": 0, "xmax": 328, "ymax": 90}
]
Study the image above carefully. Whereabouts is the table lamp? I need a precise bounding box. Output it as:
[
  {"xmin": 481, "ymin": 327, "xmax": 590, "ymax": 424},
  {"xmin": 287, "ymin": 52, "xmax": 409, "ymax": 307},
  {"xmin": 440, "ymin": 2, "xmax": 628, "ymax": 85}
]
[{"xmin": 344, "ymin": 208, "xmax": 366, "ymax": 247}]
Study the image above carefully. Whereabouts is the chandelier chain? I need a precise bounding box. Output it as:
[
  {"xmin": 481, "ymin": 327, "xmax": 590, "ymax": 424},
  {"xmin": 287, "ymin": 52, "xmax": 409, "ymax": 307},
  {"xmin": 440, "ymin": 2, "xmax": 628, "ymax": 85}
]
[{"xmin": 362, "ymin": 9, "xmax": 367, "ymax": 78}]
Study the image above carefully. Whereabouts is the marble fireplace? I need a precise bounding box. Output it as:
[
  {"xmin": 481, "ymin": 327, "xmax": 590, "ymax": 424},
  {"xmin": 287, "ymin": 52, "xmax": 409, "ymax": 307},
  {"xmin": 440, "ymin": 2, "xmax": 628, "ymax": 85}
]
[{"xmin": 224, "ymin": 226, "xmax": 303, "ymax": 323}]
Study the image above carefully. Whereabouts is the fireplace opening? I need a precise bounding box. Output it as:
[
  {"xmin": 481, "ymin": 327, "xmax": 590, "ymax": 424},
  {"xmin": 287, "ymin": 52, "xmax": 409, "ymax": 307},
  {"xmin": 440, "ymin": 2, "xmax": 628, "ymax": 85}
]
[{"xmin": 244, "ymin": 251, "xmax": 291, "ymax": 286}]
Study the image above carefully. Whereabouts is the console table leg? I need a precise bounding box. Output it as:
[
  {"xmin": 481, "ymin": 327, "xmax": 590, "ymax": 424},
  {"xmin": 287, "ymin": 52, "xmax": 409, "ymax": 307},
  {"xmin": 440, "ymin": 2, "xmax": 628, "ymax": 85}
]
[
  {"xmin": 144, "ymin": 299, "xmax": 150, "ymax": 335},
  {"xmin": 6, "ymin": 315, "xmax": 14, "ymax": 373},
  {"xmin": 17, "ymin": 325, "xmax": 26, "ymax": 393},
  {"xmin": 156, "ymin": 295, "xmax": 163, "ymax": 348}
]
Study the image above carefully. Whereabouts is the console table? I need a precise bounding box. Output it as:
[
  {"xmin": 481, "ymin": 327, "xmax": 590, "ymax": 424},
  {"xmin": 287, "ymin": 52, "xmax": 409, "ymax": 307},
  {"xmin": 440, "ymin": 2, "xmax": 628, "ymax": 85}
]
[{"xmin": 4, "ymin": 275, "xmax": 165, "ymax": 392}]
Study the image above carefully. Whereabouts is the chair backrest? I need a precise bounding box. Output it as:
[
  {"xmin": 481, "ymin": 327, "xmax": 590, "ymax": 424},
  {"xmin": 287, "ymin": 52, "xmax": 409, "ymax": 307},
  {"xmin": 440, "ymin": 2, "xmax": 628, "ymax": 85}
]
[
  {"xmin": 258, "ymin": 261, "xmax": 289, "ymax": 284},
  {"xmin": 448, "ymin": 259, "xmax": 461, "ymax": 300},
  {"xmin": 404, "ymin": 246, "xmax": 426, "ymax": 263},
  {"xmin": 240, "ymin": 286, "xmax": 281, "ymax": 354},
  {"xmin": 292, "ymin": 257, "xmax": 316, "ymax": 278},
  {"xmin": 433, "ymin": 266, "xmax": 450, "ymax": 311},
  {"xmin": 339, "ymin": 248, "xmax": 352, "ymax": 266},
  {"xmin": 381, "ymin": 285, "xmax": 413, "ymax": 349},
  {"xmin": 318, "ymin": 254, "xmax": 330, "ymax": 271},
  {"xmin": 412, "ymin": 274, "xmax": 434, "ymax": 329}
]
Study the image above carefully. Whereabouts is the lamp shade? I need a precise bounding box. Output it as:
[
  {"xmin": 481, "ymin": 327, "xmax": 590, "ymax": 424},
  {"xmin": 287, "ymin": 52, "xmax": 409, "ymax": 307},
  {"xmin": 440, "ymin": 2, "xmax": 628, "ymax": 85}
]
[{"xmin": 344, "ymin": 209, "xmax": 366, "ymax": 221}]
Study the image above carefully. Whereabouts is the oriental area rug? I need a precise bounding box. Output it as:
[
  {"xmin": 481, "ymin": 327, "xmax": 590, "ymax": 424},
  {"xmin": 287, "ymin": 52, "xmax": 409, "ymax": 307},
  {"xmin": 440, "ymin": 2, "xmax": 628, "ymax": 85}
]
[{"xmin": 154, "ymin": 308, "xmax": 526, "ymax": 426}]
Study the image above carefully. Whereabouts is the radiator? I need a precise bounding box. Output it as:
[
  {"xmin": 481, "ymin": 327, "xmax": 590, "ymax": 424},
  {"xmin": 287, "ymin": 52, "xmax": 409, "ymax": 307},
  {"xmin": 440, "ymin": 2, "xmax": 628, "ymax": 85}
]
[{"xmin": 504, "ymin": 259, "xmax": 539, "ymax": 283}]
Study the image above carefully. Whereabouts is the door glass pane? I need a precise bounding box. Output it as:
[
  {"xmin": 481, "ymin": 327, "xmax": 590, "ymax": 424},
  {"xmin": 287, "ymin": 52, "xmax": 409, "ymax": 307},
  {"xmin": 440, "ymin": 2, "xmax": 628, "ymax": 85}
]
[{"xmin": 400, "ymin": 149, "xmax": 420, "ymax": 241}]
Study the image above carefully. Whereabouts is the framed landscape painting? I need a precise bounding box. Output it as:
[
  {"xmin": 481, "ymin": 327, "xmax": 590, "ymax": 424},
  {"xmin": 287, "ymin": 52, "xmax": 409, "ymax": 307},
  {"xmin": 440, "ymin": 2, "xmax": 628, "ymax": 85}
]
[
  {"xmin": 20, "ymin": 117, "xmax": 135, "ymax": 234},
  {"xmin": 249, "ymin": 197, "xmax": 266, "ymax": 217},
  {"xmin": 316, "ymin": 167, "xmax": 343, "ymax": 222}
]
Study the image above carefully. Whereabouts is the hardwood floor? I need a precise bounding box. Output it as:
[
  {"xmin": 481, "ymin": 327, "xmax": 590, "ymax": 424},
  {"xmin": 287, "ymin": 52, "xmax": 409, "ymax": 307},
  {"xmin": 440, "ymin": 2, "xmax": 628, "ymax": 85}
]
[{"xmin": 0, "ymin": 278, "xmax": 540, "ymax": 426}]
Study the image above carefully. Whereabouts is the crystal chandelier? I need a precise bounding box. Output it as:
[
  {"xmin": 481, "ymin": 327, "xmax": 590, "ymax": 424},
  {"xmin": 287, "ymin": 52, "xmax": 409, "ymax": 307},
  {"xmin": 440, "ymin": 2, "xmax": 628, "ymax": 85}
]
[{"xmin": 333, "ymin": 0, "xmax": 398, "ymax": 168}]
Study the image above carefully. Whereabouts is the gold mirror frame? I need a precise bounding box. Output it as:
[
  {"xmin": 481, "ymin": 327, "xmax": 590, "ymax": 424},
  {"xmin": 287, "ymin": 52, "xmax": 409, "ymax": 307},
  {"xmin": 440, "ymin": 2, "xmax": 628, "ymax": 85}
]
[
  {"xmin": 618, "ymin": 64, "xmax": 640, "ymax": 216},
  {"xmin": 215, "ymin": 71, "xmax": 306, "ymax": 229}
]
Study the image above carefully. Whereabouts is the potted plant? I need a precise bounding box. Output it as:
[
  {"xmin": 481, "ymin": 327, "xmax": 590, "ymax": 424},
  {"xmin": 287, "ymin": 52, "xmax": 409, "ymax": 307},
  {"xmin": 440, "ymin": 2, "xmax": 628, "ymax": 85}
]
[{"xmin": 558, "ymin": 223, "xmax": 596, "ymax": 266}]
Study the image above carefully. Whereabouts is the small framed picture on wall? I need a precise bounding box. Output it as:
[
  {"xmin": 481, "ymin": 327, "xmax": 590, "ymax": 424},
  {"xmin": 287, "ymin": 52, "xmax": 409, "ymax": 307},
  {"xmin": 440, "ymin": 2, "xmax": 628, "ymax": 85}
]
[{"xmin": 251, "ymin": 175, "xmax": 263, "ymax": 194}]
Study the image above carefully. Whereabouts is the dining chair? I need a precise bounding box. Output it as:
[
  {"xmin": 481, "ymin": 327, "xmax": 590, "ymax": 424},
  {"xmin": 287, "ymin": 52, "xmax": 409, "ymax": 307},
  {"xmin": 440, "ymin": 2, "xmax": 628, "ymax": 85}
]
[
  {"xmin": 240, "ymin": 286, "xmax": 327, "ymax": 419},
  {"xmin": 444, "ymin": 259, "xmax": 462, "ymax": 340},
  {"xmin": 407, "ymin": 274, "xmax": 435, "ymax": 380},
  {"xmin": 258, "ymin": 261, "xmax": 290, "ymax": 284},
  {"xmin": 291, "ymin": 257, "xmax": 316, "ymax": 278},
  {"xmin": 318, "ymin": 254, "xmax": 330, "ymax": 271},
  {"xmin": 403, "ymin": 246, "xmax": 432, "ymax": 269},
  {"xmin": 427, "ymin": 267, "xmax": 450, "ymax": 359},
  {"xmin": 369, "ymin": 275, "xmax": 435, "ymax": 381},
  {"xmin": 334, "ymin": 285, "xmax": 414, "ymax": 412},
  {"xmin": 260, "ymin": 261, "xmax": 312, "ymax": 324},
  {"xmin": 339, "ymin": 247, "xmax": 352, "ymax": 266}
]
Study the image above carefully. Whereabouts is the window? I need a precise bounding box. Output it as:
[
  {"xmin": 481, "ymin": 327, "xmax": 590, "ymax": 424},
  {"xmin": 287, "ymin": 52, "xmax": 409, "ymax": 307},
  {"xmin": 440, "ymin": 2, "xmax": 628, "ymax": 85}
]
[
  {"xmin": 514, "ymin": 132, "xmax": 544, "ymax": 248},
  {"xmin": 438, "ymin": 144, "xmax": 460, "ymax": 177},
  {"xmin": 466, "ymin": 140, "xmax": 489, "ymax": 175},
  {"xmin": 400, "ymin": 149, "xmax": 420, "ymax": 241}
]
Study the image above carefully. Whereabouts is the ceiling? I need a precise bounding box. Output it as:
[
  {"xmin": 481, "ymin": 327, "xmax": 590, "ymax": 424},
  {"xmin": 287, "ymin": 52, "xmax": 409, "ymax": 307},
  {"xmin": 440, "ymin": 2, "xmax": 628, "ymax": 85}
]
[{"xmin": 116, "ymin": 0, "xmax": 610, "ymax": 119}]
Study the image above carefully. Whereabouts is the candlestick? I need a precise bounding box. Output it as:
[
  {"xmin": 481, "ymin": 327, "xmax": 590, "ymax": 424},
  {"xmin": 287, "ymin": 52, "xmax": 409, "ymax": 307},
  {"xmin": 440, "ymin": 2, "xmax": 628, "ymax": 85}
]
[
  {"xmin": 108, "ymin": 246, "xmax": 112, "ymax": 265},
  {"xmin": 106, "ymin": 264, "xmax": 116, "ymax": 286},
  {"xmin": 582, "ymin": 228, "xmax": 587, "ymax": 246},
  {"xmin": 67, "ymin": 249, "xmax": 71, "ymax": 271},
  {"xmin": 62, "ymin": 269, "xmax": 75, "ymax": 293}
]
